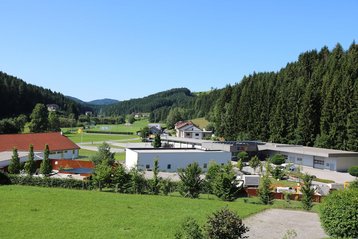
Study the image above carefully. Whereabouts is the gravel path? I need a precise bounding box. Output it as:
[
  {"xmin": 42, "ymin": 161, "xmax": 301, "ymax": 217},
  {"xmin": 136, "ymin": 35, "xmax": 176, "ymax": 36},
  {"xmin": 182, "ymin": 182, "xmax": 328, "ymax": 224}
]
[{"xmin": 243, "ymin": 209, "xmax": 327, "ymax": 239}]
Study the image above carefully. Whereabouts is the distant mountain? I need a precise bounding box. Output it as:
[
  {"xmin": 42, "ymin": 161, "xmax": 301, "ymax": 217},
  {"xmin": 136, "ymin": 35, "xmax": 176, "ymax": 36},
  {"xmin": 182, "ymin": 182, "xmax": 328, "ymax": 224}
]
[
  {"xmin": 88, "ymin": 98, "xmax": 119, "ymax": 105},
  {"xmin": 65, "ymin": 96, "xmax": 87, "ymax": 105},
  {"xmin": 101, "ymin": 88, "xmax": 195, "ymax": 116}
]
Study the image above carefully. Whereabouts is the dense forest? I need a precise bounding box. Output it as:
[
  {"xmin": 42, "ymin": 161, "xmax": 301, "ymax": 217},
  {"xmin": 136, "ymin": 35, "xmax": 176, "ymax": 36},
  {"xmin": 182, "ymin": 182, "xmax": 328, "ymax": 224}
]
[
  {"xmin": 101, "ymin": 88, "xmax": 195, "ymax": 119},
  {"xmin": 0, "ymin": 71, "xmax": 91, "ymax": 119},
  {"xmin": 204, "ymin": 43, "xmax": 358, "ymax": 151}
]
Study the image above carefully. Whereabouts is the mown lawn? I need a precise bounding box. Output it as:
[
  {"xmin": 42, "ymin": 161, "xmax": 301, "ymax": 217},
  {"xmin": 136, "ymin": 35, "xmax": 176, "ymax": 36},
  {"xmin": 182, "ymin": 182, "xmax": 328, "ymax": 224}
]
[
  {"xmin": 65, "ymin": 132, "xmax": 139, "ymax": 143},
  {"xmin": 0, "ymin": 185, "xmax": 269, "ymax": 239},
  {"xmin": 90, "ymin": 119, "xmax": 151, "ymax": 133}
]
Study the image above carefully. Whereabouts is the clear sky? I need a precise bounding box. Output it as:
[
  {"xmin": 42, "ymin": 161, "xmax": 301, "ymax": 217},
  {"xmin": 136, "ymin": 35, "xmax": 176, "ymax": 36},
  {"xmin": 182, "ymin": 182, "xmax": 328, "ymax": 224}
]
[{"xmin": 0, "ymin": 1, "xmax": 357, "ymax": 101}]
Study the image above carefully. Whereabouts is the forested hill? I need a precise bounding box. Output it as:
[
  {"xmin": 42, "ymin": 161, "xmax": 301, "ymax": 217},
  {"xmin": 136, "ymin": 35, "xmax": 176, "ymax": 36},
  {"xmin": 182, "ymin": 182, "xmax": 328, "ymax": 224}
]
[
  {"xmin": 101, "ymin": 88, "xmax": 195, "ymax": 116},
  {"xmin": 205, "ymin": 43, "xmax": 358, "ymax": 151},
  {"xmin": 0, "ymin": 71, "xmax": 91, "ymax": 118}
]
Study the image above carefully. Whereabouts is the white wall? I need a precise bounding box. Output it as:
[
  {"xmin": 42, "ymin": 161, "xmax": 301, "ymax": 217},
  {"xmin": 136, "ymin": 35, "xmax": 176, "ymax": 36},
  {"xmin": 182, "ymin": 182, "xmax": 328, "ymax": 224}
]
[
  {"xmin": 125, "ymin": 149, "xmax": 231, "ymax": 172},
  {"xmin": 49, "ymin": 149, "xmax": 79, "ymax": 159},
  {"xmin": 335, "ymin": 157, "xmax": 358, "ymax": 172}
]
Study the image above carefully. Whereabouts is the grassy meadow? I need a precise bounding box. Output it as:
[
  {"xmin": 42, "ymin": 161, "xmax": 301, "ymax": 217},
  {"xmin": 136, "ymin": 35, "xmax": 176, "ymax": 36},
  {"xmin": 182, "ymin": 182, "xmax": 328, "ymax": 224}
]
[
  {"xmin": 65, "ymin": 133, "xmax": 139, "ymax": 144},
  {"xmin": 90, "ymin": 119, "xmax": 151, "ymax": 133},
  {"xmin": 0, "ymin": 185, "xmax": 269, "ymax": 239}
]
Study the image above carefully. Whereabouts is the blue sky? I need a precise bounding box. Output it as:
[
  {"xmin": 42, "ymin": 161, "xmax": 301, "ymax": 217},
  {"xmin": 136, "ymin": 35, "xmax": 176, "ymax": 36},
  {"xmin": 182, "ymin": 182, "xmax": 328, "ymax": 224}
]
[{"xmin": 0, "ymin": 1, "xmax": 357, "ymax": 101}]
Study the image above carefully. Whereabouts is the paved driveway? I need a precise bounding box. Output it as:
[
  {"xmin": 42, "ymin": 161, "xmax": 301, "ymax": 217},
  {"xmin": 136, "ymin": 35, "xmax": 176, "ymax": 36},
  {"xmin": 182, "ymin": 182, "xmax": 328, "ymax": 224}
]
[{"xmin": 243, "ymin": 209, "xmax": 327, "ymax": 239}]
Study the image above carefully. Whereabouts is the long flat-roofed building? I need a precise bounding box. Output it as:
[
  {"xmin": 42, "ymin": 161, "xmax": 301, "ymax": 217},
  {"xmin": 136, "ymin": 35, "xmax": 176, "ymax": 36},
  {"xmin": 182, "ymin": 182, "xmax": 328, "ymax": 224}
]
[
  {"xmin": 259, "ymin": 143, "xmax": 358, "ymax": 172},
  {"xmin": 125, "ymin": 148, "xmax": 231, "ymax": 172}
]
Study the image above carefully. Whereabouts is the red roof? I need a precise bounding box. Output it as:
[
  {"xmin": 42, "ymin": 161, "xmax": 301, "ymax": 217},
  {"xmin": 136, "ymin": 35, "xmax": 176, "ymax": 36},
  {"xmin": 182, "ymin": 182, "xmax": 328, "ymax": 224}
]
[
  {"xmin": 0, "ymin": 132, "xmax": 80, "ymax": 152},
  {"xmin": 175, "ymin": 121, "xmax": 193, "ymax": 129}
]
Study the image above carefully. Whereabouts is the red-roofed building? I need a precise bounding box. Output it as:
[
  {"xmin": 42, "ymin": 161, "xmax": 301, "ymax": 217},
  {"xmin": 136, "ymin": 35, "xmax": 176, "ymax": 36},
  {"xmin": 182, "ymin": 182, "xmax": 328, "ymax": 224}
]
[
  {"xmin": 175, "ymin": 121, "xmax": 212, "ymax": 140},
  {"xmin": 0, "ymin": 132, "xmax": 80, "ymax": 169}
]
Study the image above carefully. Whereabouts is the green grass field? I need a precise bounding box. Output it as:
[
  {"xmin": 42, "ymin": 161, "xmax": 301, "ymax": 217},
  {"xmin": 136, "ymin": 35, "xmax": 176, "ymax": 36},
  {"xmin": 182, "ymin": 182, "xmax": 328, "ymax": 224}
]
[
  {"xmin": 78, "ymin": 149, "xmax": 125, "ymax": 161},
  {"xmin": 0, "ymin": 185, "xmax": 269, "ymax": 239},
  {"xmin": 65, "ymin": 133, "xmax": 139, "ymax": 143},
  {"xmin": 90, "ymin": 119, "xmax": 151, "ymax": 133}
]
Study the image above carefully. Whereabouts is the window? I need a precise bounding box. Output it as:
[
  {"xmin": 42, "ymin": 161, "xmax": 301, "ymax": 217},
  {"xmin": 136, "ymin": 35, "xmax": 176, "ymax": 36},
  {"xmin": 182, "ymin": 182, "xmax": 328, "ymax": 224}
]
[
  {"xmin": 146, "ymin": 164, "xmax": 150, "ymax": 169},
  {"xmin": 72, "ymin": 150, "xmax": 75, "ymax": 154},
  {"xmin": 167, "ymin": 164, "xmax": 171, "ymax": 169},
  {"xmin": 195, "ymin": 133, "xmax": 199, "ymax": 136},
  {"xmin": 64, "ymin": 150, "xmax": 68, "ymax": 153},
  {"xmin": 297, "ymin": 157, "xmax": 302, "ymax": 162},
  {"xmin": 203, "ymin": 163, "xmax": 207, "ymax": 169},
  {"xmin": 314, "ymin": 159, "xmax": 324, "ymax": 165},
  {"xmin": 186, "ymin": 133, "xmax": 190, "ymax": 136}
]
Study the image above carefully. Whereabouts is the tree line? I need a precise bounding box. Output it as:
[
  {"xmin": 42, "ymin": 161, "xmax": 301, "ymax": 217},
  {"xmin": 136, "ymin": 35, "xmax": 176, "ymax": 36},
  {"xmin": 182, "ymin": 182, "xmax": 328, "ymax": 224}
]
[{"xmin": 0, "ymin": 71, "xmax": 91, "ymax": 119}]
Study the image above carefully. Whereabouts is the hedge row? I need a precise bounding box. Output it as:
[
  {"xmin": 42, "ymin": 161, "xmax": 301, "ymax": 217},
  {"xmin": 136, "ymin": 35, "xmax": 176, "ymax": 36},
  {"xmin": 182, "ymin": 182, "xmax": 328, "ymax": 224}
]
[{"xmin": 7, "ymin": 174, "xmax": 94, "ymax": 190}]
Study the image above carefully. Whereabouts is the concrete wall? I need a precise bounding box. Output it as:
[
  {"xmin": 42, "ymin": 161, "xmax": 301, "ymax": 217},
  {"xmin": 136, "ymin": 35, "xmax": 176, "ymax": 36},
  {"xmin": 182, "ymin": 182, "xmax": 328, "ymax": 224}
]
[
  {"xmin": 125, "ymin": 149, "xmax": 231, "ymax": 172},
  {"xmin": 335, "ymin": 157, "xmax": 358, "ymax": 172}
]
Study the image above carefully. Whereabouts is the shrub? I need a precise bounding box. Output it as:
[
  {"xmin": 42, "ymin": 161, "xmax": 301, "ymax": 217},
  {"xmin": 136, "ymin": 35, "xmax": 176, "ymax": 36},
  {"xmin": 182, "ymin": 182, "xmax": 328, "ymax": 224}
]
[
  {"xmin": 0, "ymin": 171, "xmax": 11, "ymax": 185},
  {"xmin": 320, "ymin": 189, "xmax": 358, "ymax": 238},
  {"xmin": 348, "ymin": 166, "xmax": 358, "ymax": 177},
  {"xmin": 205, "ymin": 207, "xmax": 249, "ymax": 239},
  {"xmin": 349, "ymin": 179, "xmax": 358, "ymax": 189},
  {"xmin": 175, "ymin": 217, "xmax": 203, "ymax": 239},
  {"xmin": 8, "ymin": 174, "xmax": 93, "ymax": 190},
  {"xmin": 270, "ymin": 154, "xmax": 286, "ymax": 165}
]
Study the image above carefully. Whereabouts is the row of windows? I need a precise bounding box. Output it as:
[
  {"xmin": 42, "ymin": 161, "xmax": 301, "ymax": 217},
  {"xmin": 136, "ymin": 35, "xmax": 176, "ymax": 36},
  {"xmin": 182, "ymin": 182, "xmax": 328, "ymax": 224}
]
[
  {"xmin": 50, "ymin": 150, "xmax": 76, "ymax": 155},
  {"xmin": 314, "ymin": 159, "xmax": 325, "ymax": 165},
  {"xmin": 145, "ymin": 163, "xmax": 209, "ymax": 170}
]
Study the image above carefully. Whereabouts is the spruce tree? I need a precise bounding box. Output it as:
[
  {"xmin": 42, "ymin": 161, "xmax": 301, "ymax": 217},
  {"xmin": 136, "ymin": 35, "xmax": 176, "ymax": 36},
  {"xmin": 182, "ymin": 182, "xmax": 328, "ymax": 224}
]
[
  {"xmin": 301, "ymin": 173, "xmax": 314, "ymax": 211},
  {"xmin": 24, "ymin": 144, "xmax": 36, "ymax": 175},
  {"xmin": 151, "ymin": 159, "xmax": 160, "ymax": 195},
  {"xmin": 8, "ymin": 147, "xmax": 20, "ymax": 174},
  {"xmin": 40, "ymin": 144, "xmax": 52, "ymax": 175},
  {"xmin": 152, "ymin": 134, "xmax": 161, "ymax": 148}
]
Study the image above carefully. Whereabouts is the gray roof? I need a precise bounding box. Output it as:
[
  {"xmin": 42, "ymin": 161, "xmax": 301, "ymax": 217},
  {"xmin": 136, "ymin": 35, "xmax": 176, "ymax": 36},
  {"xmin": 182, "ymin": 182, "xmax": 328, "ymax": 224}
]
[{"xmin": 259, "ymin": 143, "xmax": 358, "ymax": 158}]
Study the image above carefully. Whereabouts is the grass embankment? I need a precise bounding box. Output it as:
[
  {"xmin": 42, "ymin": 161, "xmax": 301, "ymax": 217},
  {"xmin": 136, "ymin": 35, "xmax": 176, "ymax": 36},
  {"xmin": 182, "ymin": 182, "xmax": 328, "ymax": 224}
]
[
  {"xmin": 0, "ymin": 185, "xmax": 268, "ymax": 239},
  {"xmin": 191, "ymin": 117, "xmax": 209, "ymax": 129}
]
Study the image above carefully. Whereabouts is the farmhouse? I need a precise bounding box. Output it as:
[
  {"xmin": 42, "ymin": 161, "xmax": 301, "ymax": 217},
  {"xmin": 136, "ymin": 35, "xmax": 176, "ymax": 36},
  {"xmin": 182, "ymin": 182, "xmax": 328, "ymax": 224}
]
[
  {"xmin": 259, "ymin": 143, "xmax": 358, "ymax": 172},
  {"xmin": 0, "ymin": 132, "xmax": 80, "ymax": 169},
  {"xmin": 125, "ymin": 148, "xmax": 231, "ymax": 172},
  {"xmin": 175, "ymin": 121, "xmax": 212, "ymax": 140}
]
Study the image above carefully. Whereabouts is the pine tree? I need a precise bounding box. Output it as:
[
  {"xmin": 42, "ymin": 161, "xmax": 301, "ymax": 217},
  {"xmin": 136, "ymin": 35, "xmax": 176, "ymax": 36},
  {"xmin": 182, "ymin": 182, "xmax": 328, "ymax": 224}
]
[
  {"xmin": 152, "ymin": 134, "xmax": 161, "ymax": 148},
  {"xmin": 258, "ymin": 174, "xmax": 272, "ymax": 205},
  {"xmin": 29, "ymin": 103, "xmax": 48, "ymax": 133},
  {"xmin": 152, "ymin": 159, "xmax": 160, "ymax": 195},
  {"xmin": 301, "ymin": 173, "xmax": 314, "ymax": 211},
  {"xmin": 40, "ymin": 144, "xmax": 52, "ymax": 175},
  {"xmin": 8, "ymin": 147, "xmax": 20, "ymax": 174},
  {"xmin": 24, "ymin": 144, "xmax": 36, "ymax": 175}
]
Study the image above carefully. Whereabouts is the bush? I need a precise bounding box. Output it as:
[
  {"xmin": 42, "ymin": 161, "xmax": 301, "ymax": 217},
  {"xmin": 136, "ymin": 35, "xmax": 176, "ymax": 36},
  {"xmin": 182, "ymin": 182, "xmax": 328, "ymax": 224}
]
[
  {"xmin": 0, "ymin": 172, "xmax": 11, "ymax": 185},
  {"xmin": 8, "ymin": 174, "xmax": 93, "ymax": 190},
  {"xmin": 320, "ymin": 189, "xmax": 358, "ymax": 238},
  {"xmin": 205, "ymin": 207, "xmax": 249, "ymax": 239},
  {"xmin": 348, "ymin": 166, "xmax": 358, "ymax": 177},
  {"xmin": 349, "ymin": 179, "xmax": 358, "ymax": 189},
  {"xmin": 270, "ymin": 154, "xmax": 286, "ymax": 165},
  {"xmin": 258, "ymin": 175, "xmax": 272, "ymax": 205},
  {"xmin": 175, "ymin": 217, "xmax": 203, "ymax": 239}
]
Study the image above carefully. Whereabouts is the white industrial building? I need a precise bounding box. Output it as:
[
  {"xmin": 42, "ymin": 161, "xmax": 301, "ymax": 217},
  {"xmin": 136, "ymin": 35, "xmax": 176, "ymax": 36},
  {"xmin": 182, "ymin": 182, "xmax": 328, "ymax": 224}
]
[
  {"xmin": 125, "ymin": 148, "xmax": 231, "ymax": 172},
  {"xmin": 259, "ymin": 143, "xmax": 358, "ymax": 172}
]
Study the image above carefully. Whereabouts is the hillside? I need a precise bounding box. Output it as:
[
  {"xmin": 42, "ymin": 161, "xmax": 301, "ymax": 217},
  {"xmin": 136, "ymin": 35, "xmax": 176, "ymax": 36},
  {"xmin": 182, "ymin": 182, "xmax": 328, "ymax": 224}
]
[
  {"xmin": 205, "ymin": 43, "xmax": 358, "ymax": 151},
  {"xmin": 101, "ymin": 88, "xmax": 195, "ymax": 116},
  {"xmin": 0, "ymin": 71, "xmax": 91, "ymax": 119},
  {"xmin": 88, "ymin": 98, "xmax": 119, "ymax": 105}
]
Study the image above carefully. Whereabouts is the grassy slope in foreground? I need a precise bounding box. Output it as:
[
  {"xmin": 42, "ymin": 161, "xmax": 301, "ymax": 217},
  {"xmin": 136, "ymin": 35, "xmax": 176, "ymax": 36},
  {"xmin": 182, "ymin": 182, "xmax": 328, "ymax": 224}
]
[{"xmin": 0, "ymin": 185, "xmax": 268, "ymax": 239}]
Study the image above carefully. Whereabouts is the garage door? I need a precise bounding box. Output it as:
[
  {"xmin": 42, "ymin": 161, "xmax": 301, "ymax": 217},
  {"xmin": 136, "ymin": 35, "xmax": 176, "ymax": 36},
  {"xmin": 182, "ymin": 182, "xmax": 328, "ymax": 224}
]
[{"xmin": 313, "ymin": 159, "xmax": 325, "ymax": 169}]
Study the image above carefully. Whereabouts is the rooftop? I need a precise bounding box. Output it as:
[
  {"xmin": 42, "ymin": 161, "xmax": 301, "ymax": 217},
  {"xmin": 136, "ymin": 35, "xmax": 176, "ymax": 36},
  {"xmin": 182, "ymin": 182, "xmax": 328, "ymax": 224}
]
[
  {"xmin": 0, "ymin": 132, "xmax": 80, "ymax": 152},
  {"xmin": 258, "ymin": 143, "xmax": 358, "ymax": 158},
  {"xmin": 127, "ymin": 148, "xmax": 225, "ymax": 153}
]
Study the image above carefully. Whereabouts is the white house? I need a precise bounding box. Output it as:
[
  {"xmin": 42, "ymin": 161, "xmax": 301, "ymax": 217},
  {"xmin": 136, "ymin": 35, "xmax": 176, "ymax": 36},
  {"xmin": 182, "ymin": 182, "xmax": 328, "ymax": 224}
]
[
  {"xmin": 175, "ymin": 121, "xmax": 212, "ymax": 140},
  {"xmin": 258, "ymin": 143, "xmax": 358, "ymax": 172},
  {"xmin": 125, "ymin": 148, "xmax": 231, "ymax": 172},
  {"xmin": 0, "ymin": 132, "xmax": 80, "ymax": 170}
]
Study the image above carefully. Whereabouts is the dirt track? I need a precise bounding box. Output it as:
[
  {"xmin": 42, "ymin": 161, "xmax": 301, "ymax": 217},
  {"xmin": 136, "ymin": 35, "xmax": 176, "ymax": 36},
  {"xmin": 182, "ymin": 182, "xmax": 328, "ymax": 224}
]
[{"xmin": 243, "ymin": 209, "xmax": 327, "ymax": 239}]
